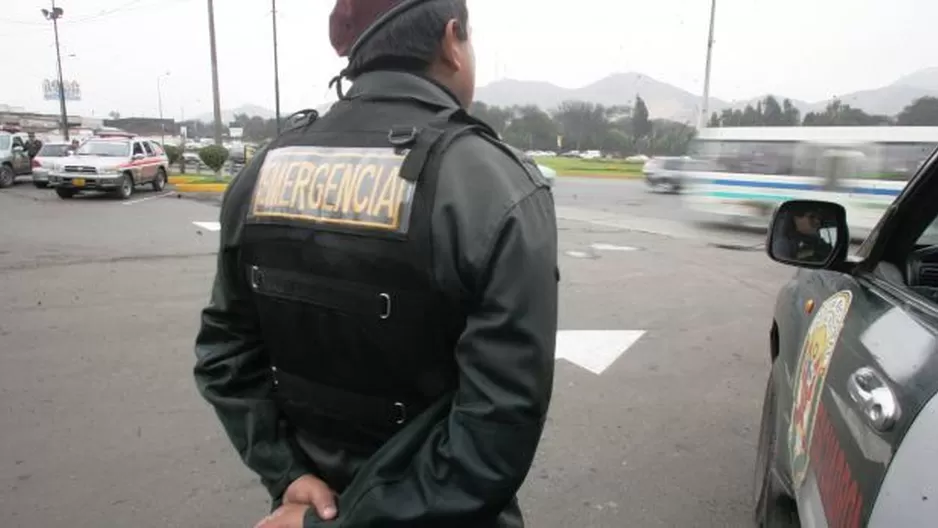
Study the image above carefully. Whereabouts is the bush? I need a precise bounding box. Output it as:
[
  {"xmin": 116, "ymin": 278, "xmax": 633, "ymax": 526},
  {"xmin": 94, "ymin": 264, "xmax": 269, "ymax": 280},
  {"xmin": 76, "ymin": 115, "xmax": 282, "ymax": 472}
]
[
  {"xmin": 199, "ymin": 145, "xmax": 229, "ymax": 173},
  {"xmin": 163, "ymin": 144, "xmax": 181, "ymax": 166}
]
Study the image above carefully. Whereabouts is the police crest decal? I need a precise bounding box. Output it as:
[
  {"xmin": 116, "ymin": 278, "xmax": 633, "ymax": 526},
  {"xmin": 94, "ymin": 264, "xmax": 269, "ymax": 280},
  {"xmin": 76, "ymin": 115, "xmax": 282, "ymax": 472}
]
[{"xmin": 788, "ymin": 290, "xmax": 853, "ymax": 490}]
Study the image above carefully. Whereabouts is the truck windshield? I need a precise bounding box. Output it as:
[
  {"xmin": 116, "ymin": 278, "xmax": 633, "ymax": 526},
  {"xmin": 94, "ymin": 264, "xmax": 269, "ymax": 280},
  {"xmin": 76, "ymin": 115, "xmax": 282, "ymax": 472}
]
[
  {"xmin": 0, "ymin": 135, "xmax": 10, "ymax": 151},
  {"xmin": 77, "ymin": 140, "xmax": 129, "ymax": 157}
]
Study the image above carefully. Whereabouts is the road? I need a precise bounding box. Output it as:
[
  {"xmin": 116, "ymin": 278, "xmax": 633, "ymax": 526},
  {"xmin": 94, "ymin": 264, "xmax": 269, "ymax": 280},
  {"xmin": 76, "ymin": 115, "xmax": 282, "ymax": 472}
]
[{"xmin": 0, "ymin": 177, "xmax": 792, "ymax": 527}]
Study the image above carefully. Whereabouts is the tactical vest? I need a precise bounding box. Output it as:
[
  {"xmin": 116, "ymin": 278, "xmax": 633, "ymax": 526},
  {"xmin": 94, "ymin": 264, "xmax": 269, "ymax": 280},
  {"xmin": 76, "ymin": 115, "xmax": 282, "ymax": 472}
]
[{"xmin": 238, "ymin": 95, "xmax": 500, "ymax": 454}]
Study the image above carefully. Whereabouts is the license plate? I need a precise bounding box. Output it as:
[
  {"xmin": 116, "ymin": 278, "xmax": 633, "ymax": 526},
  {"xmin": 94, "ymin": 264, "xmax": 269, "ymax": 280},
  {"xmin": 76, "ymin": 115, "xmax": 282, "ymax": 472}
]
[{"xmin": 73, "ymin": 178, "xmax": 85, "ymax": 187}]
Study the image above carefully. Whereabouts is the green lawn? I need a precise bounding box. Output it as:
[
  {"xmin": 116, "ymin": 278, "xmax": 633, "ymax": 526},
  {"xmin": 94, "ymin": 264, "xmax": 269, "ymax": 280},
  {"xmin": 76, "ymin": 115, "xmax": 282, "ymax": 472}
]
[{"xmin": 534, "ymin": 157, "xmax": 644, "ymax": 178}]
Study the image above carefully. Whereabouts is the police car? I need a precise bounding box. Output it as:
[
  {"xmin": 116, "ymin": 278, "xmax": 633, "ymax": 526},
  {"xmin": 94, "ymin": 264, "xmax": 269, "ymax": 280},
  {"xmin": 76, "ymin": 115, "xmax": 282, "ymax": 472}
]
[
  {"xmin": 754, "ymin": 143, "xmax": 938, "ymax": 527},
  {"xmin": 46, "ymin": 131, "xmax": 169, "ymax": 200}
]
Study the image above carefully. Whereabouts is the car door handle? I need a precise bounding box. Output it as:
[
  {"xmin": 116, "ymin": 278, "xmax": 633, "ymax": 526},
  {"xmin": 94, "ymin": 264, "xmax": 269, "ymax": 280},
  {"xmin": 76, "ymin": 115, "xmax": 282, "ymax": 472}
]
[{"xmin": 847, "ymin": 367, "xmax": 900, "ymax": 432}]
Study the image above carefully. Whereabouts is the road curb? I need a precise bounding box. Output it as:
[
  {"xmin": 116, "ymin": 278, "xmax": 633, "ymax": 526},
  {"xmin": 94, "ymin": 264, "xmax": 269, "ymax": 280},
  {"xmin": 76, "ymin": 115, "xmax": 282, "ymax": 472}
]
[
  {"xmin": 559, "ymin": 172, "xmax": 642, "ymax": 180},
  {"xmin": 173, "ymin": 183, "xmax": 228, "ymax": 193}
]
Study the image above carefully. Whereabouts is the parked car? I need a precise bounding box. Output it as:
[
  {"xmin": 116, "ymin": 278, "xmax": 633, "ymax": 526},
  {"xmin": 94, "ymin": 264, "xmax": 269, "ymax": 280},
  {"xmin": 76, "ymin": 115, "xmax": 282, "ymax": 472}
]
[
  {"xmin": 31, "ymin": 142, "xmax": 72, "ymax": 188},
  {"xmin": 753, "ymin": 145, "xmax": 938, "ymax": 527},
  {"xmin": 46, "ymin": 133, "xmax": 169, "ymax": 200},
  {"xmin": 0, "ymin": 132, "xmax": 33, "ymax": 188}
]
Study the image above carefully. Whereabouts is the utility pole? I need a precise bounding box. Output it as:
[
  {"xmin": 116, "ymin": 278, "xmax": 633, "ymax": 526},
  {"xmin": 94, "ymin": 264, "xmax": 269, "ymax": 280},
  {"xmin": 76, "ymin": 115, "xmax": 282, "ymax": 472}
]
[
  {"xmin": 42, "ymin": 1, "xmax": 69, "ymax": 141},
  {"xmin": 207, "ymin": 0, "xmax": 223, "ymax": 145},
  {"xmin": 272, "ymin": 0, "xmax": 282, "ymax": 133},
  {"xmin": 157, "ymin": 72, "xmax": 170, "ymax": 147},
  {"xmin": 699, "ymin": 0, "xmax": 716, "ymax": 130}
]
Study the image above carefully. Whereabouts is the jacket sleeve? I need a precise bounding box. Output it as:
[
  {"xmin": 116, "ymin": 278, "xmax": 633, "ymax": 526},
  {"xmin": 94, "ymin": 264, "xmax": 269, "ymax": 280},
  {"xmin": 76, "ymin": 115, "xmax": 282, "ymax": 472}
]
[
  {"xmin": 308, "ymin": 138, "xmax": 559, "ymax": 526},
  {"xmin": 193, "ymin": 152, "xmax": 313, "ymax": 502}
]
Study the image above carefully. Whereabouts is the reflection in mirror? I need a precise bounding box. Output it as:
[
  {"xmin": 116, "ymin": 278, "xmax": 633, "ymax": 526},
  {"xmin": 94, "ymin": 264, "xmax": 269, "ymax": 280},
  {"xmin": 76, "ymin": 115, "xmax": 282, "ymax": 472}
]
[{"xmin": 770, "ymin": 201, "xmax": 840, "ymax": 265}]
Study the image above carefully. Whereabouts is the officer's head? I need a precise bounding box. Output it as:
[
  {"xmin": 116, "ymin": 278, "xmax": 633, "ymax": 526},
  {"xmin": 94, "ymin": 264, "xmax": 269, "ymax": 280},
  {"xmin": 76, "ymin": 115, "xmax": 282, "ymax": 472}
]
[{"xmin": 330, "ymin": 0, "xmax": 475, "ymax": 107}]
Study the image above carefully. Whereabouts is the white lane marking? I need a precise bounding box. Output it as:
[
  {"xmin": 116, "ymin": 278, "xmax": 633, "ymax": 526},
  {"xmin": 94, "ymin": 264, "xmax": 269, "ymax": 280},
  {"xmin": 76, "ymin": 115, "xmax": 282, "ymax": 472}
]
[
  {"xmin": 565, "ymin": 250, "xmax": 591, "ymax": 258},
  {"xmin": 591, "ymin": 243, "xmax": 638, "ymax": 252},
  {"xmin": 122, "ymin": 191, "xmax": 173, "ymax": 205},
  {"xmin": 193, "ymin": 221, "xmax": 221, "ymax": 232},
  {"xmin": 556, "ymin": 330, "xmax": 646, "ymax": 375}
]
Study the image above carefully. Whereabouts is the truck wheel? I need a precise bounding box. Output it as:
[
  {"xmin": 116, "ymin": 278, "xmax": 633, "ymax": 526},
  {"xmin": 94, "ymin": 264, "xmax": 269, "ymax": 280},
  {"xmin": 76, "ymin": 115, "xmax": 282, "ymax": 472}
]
[
  {"xmin": 151, "ymin": 168, "xmax": 167, "ymax": 191},
  {"xmin": 117, "ymin": 173, "xmax": 134, "ymax": 199},
  {"xmin": 0, "ymin": 165, "xmax": 14, "ymax": 188},
  {"xmin": 753, "ymin": 364, "xmax": 798, "ymax": 527},
  {"xmin": 56, "ymin": 188, "xmax": 77, "ymax": 199}
]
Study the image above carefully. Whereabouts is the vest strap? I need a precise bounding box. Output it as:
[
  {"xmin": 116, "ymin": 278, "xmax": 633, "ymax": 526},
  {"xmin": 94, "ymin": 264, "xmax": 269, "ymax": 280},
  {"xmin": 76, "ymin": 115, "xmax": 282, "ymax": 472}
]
[
  {"xmin": 249, "ymin": 265, "xmax": 429, "ymax": 325},
  {"xmin": 273, "ymin": 368, "xmax": 423, "ymax": 429}
]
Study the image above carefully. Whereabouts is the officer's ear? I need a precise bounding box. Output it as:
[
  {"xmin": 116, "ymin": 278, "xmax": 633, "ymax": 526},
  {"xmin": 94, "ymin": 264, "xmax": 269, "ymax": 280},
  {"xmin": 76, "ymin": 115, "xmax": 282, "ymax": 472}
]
[{"xmin": 439, "ymin": 19, "xmax": 468, "ymax": 72}]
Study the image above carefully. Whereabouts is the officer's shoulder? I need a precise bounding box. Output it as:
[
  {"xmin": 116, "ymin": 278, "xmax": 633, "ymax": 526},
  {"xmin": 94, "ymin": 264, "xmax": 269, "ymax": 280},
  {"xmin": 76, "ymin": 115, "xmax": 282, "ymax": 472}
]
[{"xmin": 438, "ymin": 132, "xmax": 548, "ymax": 200}]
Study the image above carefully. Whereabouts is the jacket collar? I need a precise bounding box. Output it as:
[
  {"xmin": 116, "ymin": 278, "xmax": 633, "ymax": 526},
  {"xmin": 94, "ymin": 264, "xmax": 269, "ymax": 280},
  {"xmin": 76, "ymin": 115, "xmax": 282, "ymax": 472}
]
[{"xmin": 344, "ymin": 70, "xmax": 462, "ymax": 111}]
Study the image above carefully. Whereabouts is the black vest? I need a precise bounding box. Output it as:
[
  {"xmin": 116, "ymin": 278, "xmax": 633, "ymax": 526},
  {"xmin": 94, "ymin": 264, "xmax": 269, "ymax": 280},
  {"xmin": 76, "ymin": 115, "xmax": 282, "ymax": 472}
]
[{"xmin": 239, "ymin": 95, "xmax": 499, "ymax": 454}]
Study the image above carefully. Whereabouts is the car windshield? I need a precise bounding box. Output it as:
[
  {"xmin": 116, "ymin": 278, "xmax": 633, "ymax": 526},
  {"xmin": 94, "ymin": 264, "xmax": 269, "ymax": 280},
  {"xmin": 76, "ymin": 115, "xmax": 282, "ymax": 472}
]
[
  {"xmin": 77, "ymin": 140, "xmax": 129, "ymax": 157},
  {"xmin": 0, "ymin": 135, "xmax": 10, "ymax": 150},
  {"xmin": 38, "ymin": 144, "xmax": 70, "ymax": 157}
]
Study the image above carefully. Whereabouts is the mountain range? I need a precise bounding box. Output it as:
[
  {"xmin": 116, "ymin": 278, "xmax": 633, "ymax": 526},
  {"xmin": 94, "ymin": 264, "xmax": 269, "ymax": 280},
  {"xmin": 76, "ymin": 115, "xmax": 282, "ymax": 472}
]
[{"xmin": 196, "ymin": 67, "xmax": 938, "ymax": 125}]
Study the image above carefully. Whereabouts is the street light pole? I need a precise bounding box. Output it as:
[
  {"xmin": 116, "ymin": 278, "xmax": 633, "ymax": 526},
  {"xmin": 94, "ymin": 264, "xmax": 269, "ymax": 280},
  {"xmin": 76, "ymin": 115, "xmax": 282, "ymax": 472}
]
[
  {"xmin": 272, "ymin": 0, "xmax": 281, "ymax": 133},
  {"xmin": 42, "ymin": 1, "xmax": 69, "ymax": 141},
  {"xmin": 157, "ymin": 72, "xmax": 170, "ymax": 146},
  {"xmin": 207, "ymin": 0, "xmax": 223, "ymax": 145},
  {"xmin": 699, "ymin": 0, "xmax": 716, "ymax": 130}
]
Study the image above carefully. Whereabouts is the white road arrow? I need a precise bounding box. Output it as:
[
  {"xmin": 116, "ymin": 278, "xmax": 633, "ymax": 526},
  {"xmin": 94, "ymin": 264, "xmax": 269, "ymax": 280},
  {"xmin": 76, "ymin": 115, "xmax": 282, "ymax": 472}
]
[
  {"xmin": 556, "ymin": 330, "xmax": 646, "ymax": 375},
  {"xmin": 193, "ymin": 221, "xmax": 221, "ymax": 232}
]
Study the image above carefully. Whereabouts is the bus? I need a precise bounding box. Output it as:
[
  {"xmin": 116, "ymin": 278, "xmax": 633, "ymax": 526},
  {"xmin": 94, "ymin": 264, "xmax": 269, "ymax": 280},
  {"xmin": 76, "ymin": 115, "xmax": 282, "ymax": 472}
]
[{"xmin": 678, "ymin": 126, "xmax": 938, "ymax": 237}]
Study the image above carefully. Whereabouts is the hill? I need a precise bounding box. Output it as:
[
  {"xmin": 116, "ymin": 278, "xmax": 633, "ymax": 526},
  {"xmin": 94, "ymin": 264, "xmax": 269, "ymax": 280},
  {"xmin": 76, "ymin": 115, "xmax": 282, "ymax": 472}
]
[{"xmin": 474, "ymin": 68, "xmax": 938, "ymax": 122}]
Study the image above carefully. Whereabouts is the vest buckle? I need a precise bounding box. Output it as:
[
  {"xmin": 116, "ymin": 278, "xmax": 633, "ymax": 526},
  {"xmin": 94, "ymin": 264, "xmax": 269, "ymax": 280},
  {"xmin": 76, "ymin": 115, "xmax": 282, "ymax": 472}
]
[
  {"xmin": 392, "ymin": 401, "xmax": 407, "ymax": 425},
  {"xmin": 378, "ymin": 292, "xmax": 391, "ymax": 320},
  {"xmin": 387, "ymin": 126, "xmax": 419, "ymax": 148},
  {"xmin": 250, "ymin": 265, "xmax": 263, "ymax": 290}
]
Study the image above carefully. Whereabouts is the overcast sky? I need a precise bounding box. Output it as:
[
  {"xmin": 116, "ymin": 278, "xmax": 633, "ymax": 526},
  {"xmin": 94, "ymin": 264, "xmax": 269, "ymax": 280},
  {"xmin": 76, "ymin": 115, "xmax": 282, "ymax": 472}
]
[{"xmin": 1, "ymin": 0, "xmax": 934, "ymax": 120}]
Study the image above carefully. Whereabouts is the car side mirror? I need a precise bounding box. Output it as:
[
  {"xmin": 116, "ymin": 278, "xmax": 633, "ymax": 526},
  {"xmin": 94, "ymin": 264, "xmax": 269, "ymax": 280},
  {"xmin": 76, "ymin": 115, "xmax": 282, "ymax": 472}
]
[
  {"xmin": 12, "ymin": 145, "xmax": 24, "ymax": 152},
  {"xmin": 133, "ymin": 153, "xmax": 145, "ymax": 160},
  {"xmin": 767, "ymin": 199, "xmax": 848, "ymax": 269}
]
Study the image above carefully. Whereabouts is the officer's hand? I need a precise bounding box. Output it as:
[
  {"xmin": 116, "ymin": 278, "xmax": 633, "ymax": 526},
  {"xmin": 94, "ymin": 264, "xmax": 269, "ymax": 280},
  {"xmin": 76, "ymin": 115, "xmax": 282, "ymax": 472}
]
[
  {"xmin": 283, "ymin": 474, "xmax": 337, "ymax": 520},
  {"xmin": 253, "ymin": 503, "xmax": 309, "ymax": 528}
]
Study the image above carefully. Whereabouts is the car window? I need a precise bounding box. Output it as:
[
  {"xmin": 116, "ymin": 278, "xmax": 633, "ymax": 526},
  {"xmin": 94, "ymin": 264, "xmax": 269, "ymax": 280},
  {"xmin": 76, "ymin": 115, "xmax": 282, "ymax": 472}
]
[
  {"xmin": 141, "ymin": 142, "xmax": 154, "ymax": 155},
  {"xmin": 12, "ymin": 136, "xmax": 25, "ymax": 148},
  {"xmin": 78, "ymin": 140, "xmax": 130, "ymax": 157},
  {"xmin": 0, "ymin": 135, "xmax": 10, "ymax": 150},
  {"xmin": 38, "ymin": 144, "xmax": 70, "ymax": 157},
  {"xmin": 149, "ymin": 142, "xmax": 164, "ymax": 155},
  {"xmin": 133, "ymin": 142, "xmax": 144, "ymax": 156}
]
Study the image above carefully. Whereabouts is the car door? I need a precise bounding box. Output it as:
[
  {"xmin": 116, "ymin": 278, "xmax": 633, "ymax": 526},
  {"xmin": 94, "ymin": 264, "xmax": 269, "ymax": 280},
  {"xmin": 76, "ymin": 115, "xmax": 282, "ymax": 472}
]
[
  {"xmin": 140, "ymin": 141, "xmax": 157, "ymax": 182},
  {"xmin": 11, "ymin": 137, "xmax": 31, "ymax": 174},
  {"xmin": 131, "ymin": 141, "xmax": 146, "ymax": 183},
  {"xmin": 785, "ymin": 148, "xmax": 938, "ymax": 527}
]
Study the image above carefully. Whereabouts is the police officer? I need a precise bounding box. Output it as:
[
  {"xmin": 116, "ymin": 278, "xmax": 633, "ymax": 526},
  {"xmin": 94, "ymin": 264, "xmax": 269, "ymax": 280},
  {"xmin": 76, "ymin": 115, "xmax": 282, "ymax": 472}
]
[{"xmin": 193, "ymin": 1, "xmax": 559, "ymax": 527}]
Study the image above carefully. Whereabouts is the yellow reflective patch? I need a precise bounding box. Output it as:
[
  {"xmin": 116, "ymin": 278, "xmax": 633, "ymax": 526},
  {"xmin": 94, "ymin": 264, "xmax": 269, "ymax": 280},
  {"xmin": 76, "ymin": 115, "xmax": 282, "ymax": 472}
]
[{"xmin": 247, "ymin": 146, "xmax": 416, "ymax": 234}]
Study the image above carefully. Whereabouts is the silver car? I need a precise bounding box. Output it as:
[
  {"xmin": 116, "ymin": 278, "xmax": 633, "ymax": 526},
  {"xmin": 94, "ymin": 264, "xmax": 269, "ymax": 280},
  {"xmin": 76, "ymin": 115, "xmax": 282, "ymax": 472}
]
[
  {"xmin": 31, "ymin": 142, "xmax": 72, "ymax": 189},
  {"xmin": 47, "ymin": 136, "xmax": 170, "ymax": 200}
]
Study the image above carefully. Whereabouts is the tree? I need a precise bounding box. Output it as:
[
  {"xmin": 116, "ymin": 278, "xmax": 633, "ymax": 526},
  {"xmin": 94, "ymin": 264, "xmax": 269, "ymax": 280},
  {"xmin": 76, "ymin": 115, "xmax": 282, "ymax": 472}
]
[
  {"xmin": 782, "ymin": 99, "xmax": 801, "ymax": 126},
  {"xmin": 632, "ymin": 95, "xmax": 652, "ymax": 138},
  {"xmin": 897, "ymin": 96, "xmax": 938, "ymax": 126},
  {"xmin": 198, "ymin": 145, "xmax": 229, "ymax": 175},
  {"xmin": 108, "ymin": 111, "xmax": 121, "ymax": 120},
  {"xmin": 803, "ymin": 99, "xmax": 891, "ymax": 126},
  {"xmin": 552, "ymin": 100, "xmax": 610, "ymax": 151},
  {"xmin": 502, "ymin": 105, "xmax": 558, "ymax": 151},
  {"xmin": 762, "ymin": 96, "xmax": 784, "ymax": 126},
  {"xmin": 469, "ymin": 102, "xmax": 511, "ymax": 136},
  {"xmin": 708, "ymin": 112, "xmax": 720, "ymax": 127}
]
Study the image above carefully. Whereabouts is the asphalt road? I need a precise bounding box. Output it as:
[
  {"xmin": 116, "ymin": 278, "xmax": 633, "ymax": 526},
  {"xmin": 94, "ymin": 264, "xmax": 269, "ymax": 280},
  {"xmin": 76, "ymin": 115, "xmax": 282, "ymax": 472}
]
[{"xmin": 0, "ymin": 177, "xmax": 792, "ymax": 527}]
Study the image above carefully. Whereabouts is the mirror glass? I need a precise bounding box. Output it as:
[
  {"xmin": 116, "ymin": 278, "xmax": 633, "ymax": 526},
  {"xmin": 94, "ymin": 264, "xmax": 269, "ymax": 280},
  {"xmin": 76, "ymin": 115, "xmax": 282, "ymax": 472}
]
[{"xmin": 769, "ymin": 201, "xmax": 842, "ymax": 265}]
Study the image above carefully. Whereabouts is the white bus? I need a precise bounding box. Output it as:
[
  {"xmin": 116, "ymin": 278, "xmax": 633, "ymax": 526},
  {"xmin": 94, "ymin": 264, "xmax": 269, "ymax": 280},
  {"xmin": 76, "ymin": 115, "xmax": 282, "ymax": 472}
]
[{"xmin": 679, "ymin": 126, "xmax": 938, "ymax": 236}]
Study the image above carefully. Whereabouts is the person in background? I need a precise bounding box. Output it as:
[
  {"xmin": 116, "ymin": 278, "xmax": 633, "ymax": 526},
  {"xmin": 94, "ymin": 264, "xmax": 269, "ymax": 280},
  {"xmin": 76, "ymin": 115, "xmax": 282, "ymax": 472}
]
[
  {"xmin": 193, "ymin": 1, "xmax": 560, "ymax": 527},
  {"xmin": 25, "ymin": 132, "xmax": 43, "ymax": 159}
]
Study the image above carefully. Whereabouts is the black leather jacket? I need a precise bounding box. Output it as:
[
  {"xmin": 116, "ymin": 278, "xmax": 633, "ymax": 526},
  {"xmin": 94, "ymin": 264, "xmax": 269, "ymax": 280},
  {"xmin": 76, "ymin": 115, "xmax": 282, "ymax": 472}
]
[{"xmin": 193, "ymin": 70, "xmax": 559, "ymax": 527}]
